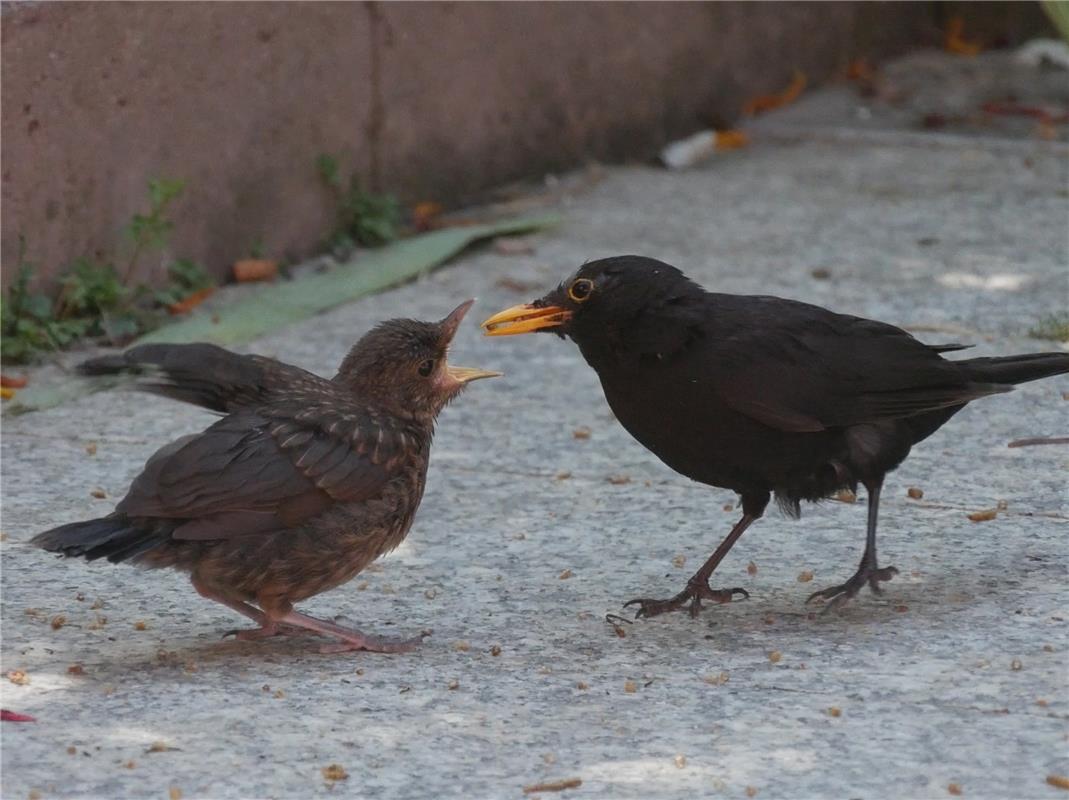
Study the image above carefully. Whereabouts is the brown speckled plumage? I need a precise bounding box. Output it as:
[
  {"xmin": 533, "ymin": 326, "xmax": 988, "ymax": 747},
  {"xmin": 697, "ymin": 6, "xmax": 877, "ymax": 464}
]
[{"xmin": 33, "ymin": 300, "xmax": 498, "ymax": 653}]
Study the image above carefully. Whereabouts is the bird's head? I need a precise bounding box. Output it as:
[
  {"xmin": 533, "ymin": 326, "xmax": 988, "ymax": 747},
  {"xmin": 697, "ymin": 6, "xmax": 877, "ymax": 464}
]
[
  {"xmin": 337, "ymin": 299, "xmax": 500, "ymax": 420},
  {"xmin": 481, "ymin": 256, "xmax": 700, "ymax": 345}
]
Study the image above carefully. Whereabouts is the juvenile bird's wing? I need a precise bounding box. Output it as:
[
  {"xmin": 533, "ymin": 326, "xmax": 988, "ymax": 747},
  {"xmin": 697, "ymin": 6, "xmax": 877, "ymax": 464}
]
[
  {"xmin": 116, "ymin": 406, "xmax": 410, "ymax": 540},
  {"xmin": 707, "ymin": 299, "xmax": 1005, "ymax": 433},
  {"xmin": 79, "ymin": 343, "xmax": 326, "ymax": 413}
]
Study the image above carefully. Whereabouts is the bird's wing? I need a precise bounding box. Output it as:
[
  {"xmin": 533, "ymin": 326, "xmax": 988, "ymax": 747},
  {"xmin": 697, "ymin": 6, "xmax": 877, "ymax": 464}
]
[
  {"xmin": 79, "ymin": 343, "xmax": 327, "ymax": 413},
  {"xmin": 711, "ymin": 305, "xmax": 999, "ymax": 433},
  {"xmin": 116, "ymin": 407, "xmax": 406, "ymax": 540}
]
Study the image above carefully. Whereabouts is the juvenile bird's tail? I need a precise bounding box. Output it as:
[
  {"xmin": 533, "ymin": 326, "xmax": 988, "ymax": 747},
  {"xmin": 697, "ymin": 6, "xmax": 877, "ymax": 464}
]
[
  {"xmin": 32, "ymin": 515, "xmax": 168, "ymax": 564},
  {"xmin": 957, "ymin": 352, "xmax": 1069, "ymax": 386}
]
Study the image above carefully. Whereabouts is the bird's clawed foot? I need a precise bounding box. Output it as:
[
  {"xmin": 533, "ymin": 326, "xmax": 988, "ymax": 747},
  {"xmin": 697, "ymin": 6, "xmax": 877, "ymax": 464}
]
[
  {"xmin": 806, "ymin": 564, "xmax": 899, "ymax": 611},
  {"xmin": 625, "ymin": 579, "xmax": 749, "ymax": 619}
]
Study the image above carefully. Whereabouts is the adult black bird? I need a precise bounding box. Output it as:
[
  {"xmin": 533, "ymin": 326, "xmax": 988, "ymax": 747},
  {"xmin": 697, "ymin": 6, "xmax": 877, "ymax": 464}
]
[
  {"xmin": 33, "ymin": 300, "xmax": 499, "ymax": 653},
  {"xmin": 482, "ymin": 256, "xmax": 1069, "ymax": 618}
]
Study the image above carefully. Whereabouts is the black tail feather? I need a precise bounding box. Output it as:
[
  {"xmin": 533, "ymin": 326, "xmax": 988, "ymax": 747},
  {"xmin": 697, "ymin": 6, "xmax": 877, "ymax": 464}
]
[
  {"xmin": 958, "ymin": 352, "xmax": 1069, "ymax": 386},
  {"xmin": 32, "ymin": 515, "xmax": 169, "ymax": 564}
]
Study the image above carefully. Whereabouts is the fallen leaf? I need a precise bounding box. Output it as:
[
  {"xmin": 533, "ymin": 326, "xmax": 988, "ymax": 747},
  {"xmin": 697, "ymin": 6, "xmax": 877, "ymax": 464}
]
[
  {"xmin": 167, "ymin": 286, "xmax": 215, "ymax": 315},
  {"xmin": 90, "ymin": 488, "xmax": 107, "ymax": 499},
  {"xmin": 572, "ymin": 427, "xmax": 591, "ymax": 440},
  {"xmin": 944, "ymin": 16, "xmax": 981, "ymax": 56},
  {"xmin": 453, "ymin": 640, "xmax": 471, "ymax": 652},
  {"xmin": 85, "ymin": 442, "xmax": 98, "ymax": 455},
  {"xmin": 0, "ymin": 387, "xmax": 15, "ymax": 400},
  {"xmin": 948, "ymin": 783, "xmax": 963, "ymax": 796},
  {"xmin": 845, "ymin": 58, "xmax": 874, "ymax": 82},
  {"xmin": 768, "ymin": 651, "xmax": 782, "ymax": 664},
  {"xmin": 51, "ymin": 614, "xmax": 67, "ymax": 630},
  {"xmin": 624, "ymin": 680, "xmax": 638, "ymax": 693},
  {"xmin": 559, "ymin": 569, "xmax": 573, "ymax": 580},
  {"xmin": 674, "ymin": 754, "xmax": 687, "ymax": 768},
  {"xmin": 411, "ymin": 201, "xmax": 444, "ymax": 231},
  {"xmin": 743, "ymin": 69, "xmax": 807, "ymax": 115},
  {"xmin": 747, "ymin": 561, "xmax": 758, "ymax": 576},
  {"xmin": 672, "ymin": 555, "xmax": 686, "ymax": 568},
  {"xmin": 322, "ymin": 764, "xmax": 349, "ymax": 782},
  {"xmin": 967, "ymin": 509, "xmax": 998, "ymax": 522},
  {"xmin": 0, "ymin": 710, "xmax": 36, "ymax": 722},
  {"xmin": 233, "ymin": 259, "xmax": 278, "ymax": 283},
  {"xmin": 169, "ymin": 788, "xmax": 182, "ymax": 800},
  {"xmin": 6, "ymin": 670, "xmax": 29, "ymax": 686},
  {"xmin": 1047, "ymin": 775, "xmax": 1069, "ymax": 790},
  {"xmin": 714, "ymin": 129, "xmax": 749, "ymax": 151},
  {"xmin": 907, "ymin": 487, "xmax": 924, "ymax": 499},
  {"xmin": 607, "ymin": 475, "xmax": 631, "ymax": 485},
  {"xmin": 490, "ymin": 645, "xmax": 502, "ymax": 657},
  {"xmin": 797, "ymin": 570, "xmax": 814, "ymax": 583},
  {"xmin": 447, "ymin": 679, "xmax": 460, "ymax": 690},
  {"xmin": 827, "ymin": 706, "xmax": 842, "ymax": 717},
  {"xmin": 1011, "ymin": 658, "xmax": 1023, "ymax": 671},
  {"xmin": 522, "ymin": 777, "xmax": 582, "ymax": 794}
]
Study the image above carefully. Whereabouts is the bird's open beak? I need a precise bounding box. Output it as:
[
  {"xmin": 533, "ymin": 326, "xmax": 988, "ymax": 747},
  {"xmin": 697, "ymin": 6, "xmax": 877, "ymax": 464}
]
[
  {"xmin": 480, "ymin": 304, "xmax": 571, "ymax": 336},
  {"xmin": 446, "ymin": 365, "xmax": 502, "ymax": 384}
]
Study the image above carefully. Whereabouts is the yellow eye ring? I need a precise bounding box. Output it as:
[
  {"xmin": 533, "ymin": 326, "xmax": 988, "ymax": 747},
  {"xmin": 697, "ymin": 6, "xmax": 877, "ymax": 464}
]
[{"xmin": 568, "ymin": 278, "xmax": 594, "ymax": 303}]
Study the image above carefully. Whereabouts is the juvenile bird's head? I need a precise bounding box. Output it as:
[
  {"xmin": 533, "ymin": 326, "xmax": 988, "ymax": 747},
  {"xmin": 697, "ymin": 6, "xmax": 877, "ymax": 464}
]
[
  {"xmin": 337, "ymin": 300, "xmax": 500, "ymax": 420},
  {"xmin": 481, "ymin": 256, "xmax": 702, "ymax": 349}
]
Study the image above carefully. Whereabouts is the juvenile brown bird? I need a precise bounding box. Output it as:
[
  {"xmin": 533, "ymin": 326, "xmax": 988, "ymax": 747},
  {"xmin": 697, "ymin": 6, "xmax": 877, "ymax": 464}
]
[
  {"xmin": 34, "ymin": 300, "xmax": 499, "ymax": 653},
  {"xmin": 483, "ymin": 256, "xmax": 1069, "ymax": 618}
]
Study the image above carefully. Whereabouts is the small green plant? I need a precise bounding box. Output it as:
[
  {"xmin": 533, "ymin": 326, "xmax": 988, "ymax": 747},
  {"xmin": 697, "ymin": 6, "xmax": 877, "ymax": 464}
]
[
  {"xmin": 122, "ymin": 177, "xmax": 186, "ymax": 284},
  {"xmin": 316, "ymin": 154, "xmax": 401, "ymax": 249},
  {"xmin": 1028, "ymin": 312, "xmax": 1069, "ymax": 342},
  {"xmin": 2, "ymin": 179, "xmax": 216, "ymax": 365},
  {"xmin": 1, "ymin": 240, "xmax": 90, "ymax": 363},
  {"xmin": 153, "ymin": 259, "xmax": 215, "ymax": 307}
]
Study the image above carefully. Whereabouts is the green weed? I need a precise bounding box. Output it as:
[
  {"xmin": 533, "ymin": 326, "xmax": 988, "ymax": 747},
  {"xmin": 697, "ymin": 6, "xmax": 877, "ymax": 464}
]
[
  {"xmin": 1028, "ymin": 312, "xmax": 1069, "ymax": 342},
  {"xmin": 316, "ymin": 154, "xmax": 401, "ymax": 249},
  {"xmin": 2, "ymin": 180, "xmax": 214, "ymax": 365}
]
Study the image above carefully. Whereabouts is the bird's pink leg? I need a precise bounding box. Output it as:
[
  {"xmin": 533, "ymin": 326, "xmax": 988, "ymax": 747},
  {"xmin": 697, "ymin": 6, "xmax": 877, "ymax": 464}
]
[
  {"xmin": 273, "ymin": 610, "xmax": 426, "ymax": 654},
  {"xmin": 191, "ymin": 578, "xmax": 306, "ymax": 640}
]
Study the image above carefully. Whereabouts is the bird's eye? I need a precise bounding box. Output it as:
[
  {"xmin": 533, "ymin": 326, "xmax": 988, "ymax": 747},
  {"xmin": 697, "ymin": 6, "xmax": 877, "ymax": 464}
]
[
  {"xmin": 418, "ymin": 359, "xmax": 435, "ymax": 377},
  {"xmin": 568, "ymin": 278, "xmax": 594, "ymax": 303}
]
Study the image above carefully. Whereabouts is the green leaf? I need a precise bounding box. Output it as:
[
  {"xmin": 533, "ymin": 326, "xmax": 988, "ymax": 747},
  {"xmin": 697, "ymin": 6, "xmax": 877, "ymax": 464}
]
[
  {"xmin": 148, "ymin": 178, "xmax": 186, "ymax": 210},
  {"xmin": 315, "ymin": 154, "xmax": 341, "ymax": 189},
  {"xmin": 167, "ymin": 258, "xmax": 214, "ymax": 291}
]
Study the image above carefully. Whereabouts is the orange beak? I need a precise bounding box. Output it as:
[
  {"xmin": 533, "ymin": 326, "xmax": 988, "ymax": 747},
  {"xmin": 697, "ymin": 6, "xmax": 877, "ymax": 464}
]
[{"xmin": 480, "ymin": 304, "xmax": 571, "ymax": 336}]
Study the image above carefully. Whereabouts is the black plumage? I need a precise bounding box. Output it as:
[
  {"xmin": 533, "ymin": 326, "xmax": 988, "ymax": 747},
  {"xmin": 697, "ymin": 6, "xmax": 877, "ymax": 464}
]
[{"xmin": 483, "ymin": 256, "xmax": 1069, "ymax": 617}]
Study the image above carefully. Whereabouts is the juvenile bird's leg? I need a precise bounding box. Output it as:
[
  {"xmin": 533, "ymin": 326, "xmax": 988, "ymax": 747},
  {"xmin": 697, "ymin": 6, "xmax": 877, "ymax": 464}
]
[
  {"xmin": 191, "ymin": 578, "xmax": 306, "ymax": 640},
  {"xmin": 807, "ymin": 478, "xmax": 898, "ymax": 610},
  {"xmin": 625, "ymin": 492, "xmax": 768, "ymax": 619},
  {"xmin": 271, "ymin": 609, "xmax": 426, "ymax": 654}
]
